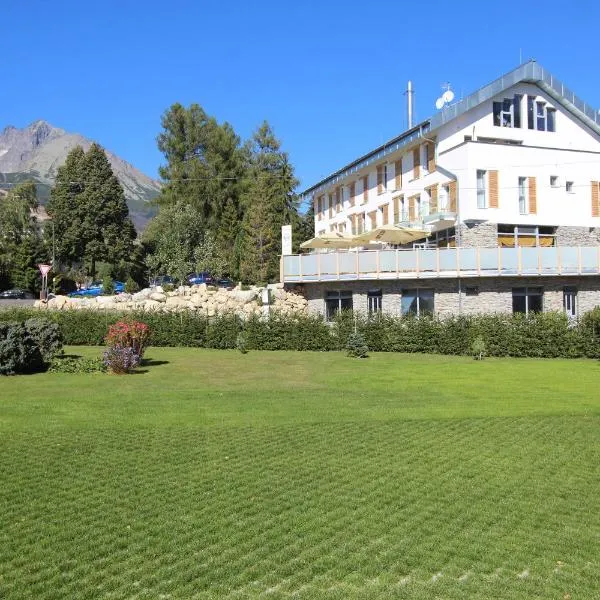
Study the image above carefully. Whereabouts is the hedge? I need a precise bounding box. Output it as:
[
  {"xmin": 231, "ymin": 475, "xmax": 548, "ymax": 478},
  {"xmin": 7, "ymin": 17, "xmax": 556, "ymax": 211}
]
[{"xmin": 1, "ymin": 307, "xmax": 599, "ymax": 358}]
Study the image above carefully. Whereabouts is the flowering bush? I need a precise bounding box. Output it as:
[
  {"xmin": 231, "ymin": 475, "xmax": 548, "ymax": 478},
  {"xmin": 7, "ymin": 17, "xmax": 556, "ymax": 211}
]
[
  {"xmin": 103, "ymin": 346, "xmax": 140, "ymax": 374},
  {"xmin": 105, "ymin": 319, "xmax": 150, "ymax": 358}
]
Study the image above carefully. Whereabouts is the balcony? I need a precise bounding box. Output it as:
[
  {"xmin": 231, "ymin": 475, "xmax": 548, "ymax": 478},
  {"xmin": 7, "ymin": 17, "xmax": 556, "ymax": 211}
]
[
  {"xmin": 396, "ymin": 204, "xmax": 456, "ymax": 232},
  {"xmin": 282, "ymin": 246, "xmax": 600, "ymax": 283}
]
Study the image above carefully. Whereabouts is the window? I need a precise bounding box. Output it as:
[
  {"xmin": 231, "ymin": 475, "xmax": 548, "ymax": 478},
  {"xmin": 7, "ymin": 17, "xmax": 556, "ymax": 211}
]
[
  {"xmin": 550, "ymin": 175, "xmax": 559, "ymax": 188},
  {"xmin": 497, "ymin": 224, "xmax": 556, "ymax": 247},
  {"xmin": 439, "ymin": 184, "xmax": 449, "ymax": 212},
  {"xmin": 367, "ymin": 290, "xmax": 383, "ymax": 315},
  {"xmin": 465, "ymin": 286, "xmax": 479, "ymax": 296},
  {"xmin": 566, "ymin": 181, "xmax": 574, "ymax": 193},
  {"xmin": 325, "ymin": 291, "xmax": 353, "ymax": 321},
  {"xmin": 563, "ymin": 287, "xmax": 577, "ymax": 319},
  {"xmin": 527, "ymin": 96, "xmax": 556, "ymax": 132},
  {"xmin": 493, "ymin": 95, "xmax": 521, "ymax": 128},
  {"xmin": 477, "ymin": 170, "xmax": 487, "ymax": 208},
  {"xmin": 547, "ymin": 108, "xmax": 556, "ymax": 132},
  {"xmin": 383, "ymin": 164, "xmax": 388, "ymax": 190},
  {"xmin": 401, "ymin": 289, "xmax": 434, "ymax": 316},
  {"xmin": 536, "ymin": 102, "xmax": 546, "ymax": 131},
  {"xmin": 518, "ymin": 176, "xmax": 528, "ymax": 214},
  {"xmin": 512, "ymin": 287, "xmax": 543, "ymax": 315}
]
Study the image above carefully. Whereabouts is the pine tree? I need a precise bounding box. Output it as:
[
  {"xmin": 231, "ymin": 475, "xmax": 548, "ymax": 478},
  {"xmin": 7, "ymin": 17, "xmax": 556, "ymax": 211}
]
[{"xmin": 45, "ymin": 144, "xmax": 135, "ymax": 276}]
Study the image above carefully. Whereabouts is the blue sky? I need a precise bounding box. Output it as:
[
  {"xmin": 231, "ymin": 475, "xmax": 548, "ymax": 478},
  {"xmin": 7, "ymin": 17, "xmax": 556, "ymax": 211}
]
[{"xmin": 2, "ymin": 0, "xmax": 599, "ymax": 195}]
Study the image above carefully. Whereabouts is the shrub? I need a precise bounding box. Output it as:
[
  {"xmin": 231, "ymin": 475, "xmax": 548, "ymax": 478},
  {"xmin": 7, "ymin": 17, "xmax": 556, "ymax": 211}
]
[
  {"xmin": 125, "ymin": 277, "xmax": 140, "ymax": 294},
  {"xmin": 163, "ymin": 283, "xmax": 175, "ymax": 293},
  {"xmin": 24, "ymin": 318, "xmax": 63, "ymax": 362},
  {"xmin": 346, "ymin": 331, "xmax": 369, "ymax": 358},
  {"xmin": 102, "ymin": 276, "xmax": 115, "ymax": 296},
  {"xmin": 103, "ymin": 345, "xmax": 140, "ymax": 374},
  {"xmin": 48, "ymin": 355, "xmax": 106, "ymax": 373},
  {"xmin": 105, "ymin": 319, "xmax": 150, "ymax": 358},
  {"xmin": 471, "ymin": 335, "xmax": 486, "ymax": 360},
  {"xmin": 236, "ymin": 332, "xmax": 248, "ymax": 354}
]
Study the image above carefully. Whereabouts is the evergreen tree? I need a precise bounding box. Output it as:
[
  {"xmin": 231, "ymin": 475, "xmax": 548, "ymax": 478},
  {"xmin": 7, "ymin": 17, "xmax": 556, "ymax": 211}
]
[
  {"xmin": 46, "ymin": 144, "xmax": 136, "ymax": 276},
  {"xmin": 239, "ymin": 122, "xmax": 299, "ymax": 283}
]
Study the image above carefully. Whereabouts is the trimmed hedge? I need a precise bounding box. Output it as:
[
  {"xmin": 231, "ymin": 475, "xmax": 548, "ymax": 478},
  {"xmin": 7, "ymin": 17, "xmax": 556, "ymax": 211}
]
[{"xmin": 1, "ymin": 307, "xmax": 599, "ymax": 358}]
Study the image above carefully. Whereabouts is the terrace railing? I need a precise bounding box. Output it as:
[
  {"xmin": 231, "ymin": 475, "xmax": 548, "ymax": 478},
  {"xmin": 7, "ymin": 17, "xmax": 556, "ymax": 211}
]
[{"xmin": 282, "ymin": 246, "xmax": 600, "ymax": 282}]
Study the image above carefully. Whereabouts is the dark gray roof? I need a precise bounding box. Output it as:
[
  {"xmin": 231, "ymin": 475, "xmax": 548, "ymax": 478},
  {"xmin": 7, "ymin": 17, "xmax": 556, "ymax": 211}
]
[{"xmin": 301, "ymin": 60, "xmax": 600, "ymax": 198}]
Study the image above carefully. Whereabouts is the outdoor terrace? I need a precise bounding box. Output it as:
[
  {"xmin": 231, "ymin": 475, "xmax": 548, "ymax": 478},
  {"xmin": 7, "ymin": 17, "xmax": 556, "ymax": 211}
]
[{"xmin": 282, "ymin": 246, "xmax": 600, "ymax": 283}]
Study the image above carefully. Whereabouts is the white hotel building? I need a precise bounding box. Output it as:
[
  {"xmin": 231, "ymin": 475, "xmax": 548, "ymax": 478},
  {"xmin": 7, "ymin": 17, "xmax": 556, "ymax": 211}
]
[{"xmin": 282, "ymin": 61, "xmax": 600, "ymax": 319}]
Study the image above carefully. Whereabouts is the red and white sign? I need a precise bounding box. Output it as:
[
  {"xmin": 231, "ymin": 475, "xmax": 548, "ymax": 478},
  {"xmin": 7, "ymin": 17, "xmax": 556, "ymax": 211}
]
[{"xmin": 38, "ymin": 264, "xmax": 52, "ymax": 277}]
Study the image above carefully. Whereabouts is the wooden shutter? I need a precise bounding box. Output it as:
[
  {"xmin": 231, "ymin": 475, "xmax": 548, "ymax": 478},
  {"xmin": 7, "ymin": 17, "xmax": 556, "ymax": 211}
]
[
  {"xmin": 349, "ymin": 182, "xmax": 355, "ymax": 207},
  {"xmin": 393, "ymin": 196, "xmax": 400, "ymax": 223},
  {"xmin": 592, "ymin": 181, "xmax": 600, "ymax": 217},
  {"xmin": 362, "ymin": 176, "xmax": 369, "ymax": 203},
  {"xmin": 413, "ymin": 147, "xmax": 420, "ymax": 179},
  {"xmin": 394, "ymin": 159, "xmax": 402, "ymax": 190},
  {"xmin": 382, "ymin": 204, "xmax": 389, "ymax": 225},
  {"xmin": 489, "ymin": 171, "xmax": 499, "ymax": 208},
  {"xmin": 448, "ymin": 181, "xmax": 457, "ymax": 212},
  {"xmin": 368, "ymin": 210, "xmax": 377, "ymax": 229},
  {"xmin": 408, "ymin": 195, "xmax": 418, "ymax": 221},
  {"xmin": 350, "ymin": 214, "xmax": 356, "ymax": 235},
  {"xmin": 335, "ymin": 187, "xmax": 341, "ymax": 213},
  {"xmin": 377, "ymin": 165, "xmax": 384, "ymax": 194},
  {"xmin": 427, "ymin": 141, "xmax": 436, "ymax": 172},
  {"xmin": 429, "ymin": 185, "xmax": 439, "ymax": 214},
  {"xmin": 314, "ymin": 195, "xmax": 320, "ymax": 221},
  {"xmin": 328, "ymin": 194, "xmax": 333, "ymax": 218},
  {"xmin": 528, "ymin": 177, "xmax": 537, "ymax": 214}
]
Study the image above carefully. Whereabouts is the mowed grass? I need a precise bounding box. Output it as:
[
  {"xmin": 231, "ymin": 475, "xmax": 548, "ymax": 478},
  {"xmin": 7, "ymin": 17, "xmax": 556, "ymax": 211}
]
[{"xmin": 0, "ymin": 349, "xmax": 599, "ymax": 599}]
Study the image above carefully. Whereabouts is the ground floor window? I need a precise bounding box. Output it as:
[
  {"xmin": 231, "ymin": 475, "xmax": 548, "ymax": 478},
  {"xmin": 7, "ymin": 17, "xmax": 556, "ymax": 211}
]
[
  {"xmin": 498, "ymin": 224, "xmax": 556, "ymax": 247},
  {"xmin": 325, "ymin": 291, "xmax": 353, "ymax": 320},
  {"xmin": 563, "ymin": 286, "xmax": 577, "ymax": 318},
  {"xmin": 367, "ymin": 289, "xmax": 383, "ymax": 315},
  {"xmin": 512, "ymin": 287, "xmax": 543, "ymax": 315},
  {"xmin": 401, "ymin": 289, "xmax": 434, "ymax": 316}
]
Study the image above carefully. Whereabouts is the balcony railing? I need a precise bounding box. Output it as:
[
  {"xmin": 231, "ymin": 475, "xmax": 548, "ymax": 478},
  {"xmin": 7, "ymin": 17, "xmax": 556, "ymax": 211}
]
[{"xmin": 282, "ymin": 246, "xmax": 600, "ymax": 282}]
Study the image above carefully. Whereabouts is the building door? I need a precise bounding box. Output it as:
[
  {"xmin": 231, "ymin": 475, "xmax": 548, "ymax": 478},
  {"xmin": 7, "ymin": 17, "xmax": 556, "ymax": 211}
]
[{"xmin": 563, "ymin": 287, "xmax": 577, "ymax": 319}]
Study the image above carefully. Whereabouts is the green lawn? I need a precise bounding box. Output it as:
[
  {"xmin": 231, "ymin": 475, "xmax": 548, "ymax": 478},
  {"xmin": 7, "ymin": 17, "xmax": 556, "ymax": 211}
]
[{"xmin": 1, "ymin": 348, "xmax": 599, "ymax": 599}]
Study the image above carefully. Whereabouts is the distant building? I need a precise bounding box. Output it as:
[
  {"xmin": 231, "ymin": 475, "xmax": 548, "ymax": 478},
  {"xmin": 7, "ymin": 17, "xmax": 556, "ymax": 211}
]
[{"xmin": 283, "ymin": 61, "xmax": 600, "ymax": 319}]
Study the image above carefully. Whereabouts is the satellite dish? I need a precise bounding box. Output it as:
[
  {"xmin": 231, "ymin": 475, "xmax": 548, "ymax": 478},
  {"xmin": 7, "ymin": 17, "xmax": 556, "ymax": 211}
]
[
  {"xmin": 443, "ymin": 90, "xmax": 455, "ymax": 103},
  {"xmin": 435, "ymin": 97, "xmax": 445, "ymax": 110}
]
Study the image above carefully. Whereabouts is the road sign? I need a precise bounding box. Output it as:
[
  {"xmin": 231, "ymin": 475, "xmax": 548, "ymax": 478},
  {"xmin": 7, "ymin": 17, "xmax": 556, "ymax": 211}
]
[{"xmin": 38, "ymin": 264, "xmax": 52, "ymax": 277}]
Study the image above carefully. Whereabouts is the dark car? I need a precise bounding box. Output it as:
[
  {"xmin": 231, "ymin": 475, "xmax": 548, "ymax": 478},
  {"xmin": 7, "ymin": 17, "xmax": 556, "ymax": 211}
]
[
  {"xmin": 150, "ymin": 275, "xmax": 175, "ymax": 287},
  {"xmin": 187, "ymin": 272, "xmax": 213, "ymax": 285},
  {"xmin": 214, "ymin": 278, "xmax": 235, "ymax": 290},
  {"xmin": 0, "ymin": 288, "xmax": 34, "ymax": 299}
]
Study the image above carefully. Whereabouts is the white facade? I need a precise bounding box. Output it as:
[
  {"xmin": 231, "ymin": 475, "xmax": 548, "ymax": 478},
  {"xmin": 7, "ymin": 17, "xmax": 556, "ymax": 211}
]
[{"xmin": 308, "ymin": 68, "xmax": 600, "ymax": 246}]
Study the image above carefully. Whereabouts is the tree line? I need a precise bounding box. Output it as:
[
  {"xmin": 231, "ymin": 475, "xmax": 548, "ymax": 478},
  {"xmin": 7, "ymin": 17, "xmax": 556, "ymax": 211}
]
[{"xmin": 0, "ymin": 104, "xmax": 312, "ymax": 292}]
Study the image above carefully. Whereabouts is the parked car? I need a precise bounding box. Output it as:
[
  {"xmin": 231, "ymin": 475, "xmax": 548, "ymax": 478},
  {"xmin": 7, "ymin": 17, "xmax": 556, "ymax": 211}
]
[
  {"xmin": 150, "ymin": 275, "xmax": 175, "ymax": 287},
  {"xmin": 68, "ymin": 281, "xmax": 124, "ymax": 297},
  {"xmin": 187, "ymin": 272, "xmax": 213, "ymax": 285},
  {"xmin": 214, "ymin": 278, "xmax": 235, "ymax": 290},
  {"xmin": 0, "ymin": 288, "xmax": 34, "ymax": 299}
]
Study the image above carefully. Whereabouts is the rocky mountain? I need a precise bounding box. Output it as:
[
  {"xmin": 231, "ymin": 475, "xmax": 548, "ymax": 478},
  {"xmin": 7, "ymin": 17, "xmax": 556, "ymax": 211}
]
[{"xmin": 0, "ymin": 120, "xmax": 161, "ymax": 229}]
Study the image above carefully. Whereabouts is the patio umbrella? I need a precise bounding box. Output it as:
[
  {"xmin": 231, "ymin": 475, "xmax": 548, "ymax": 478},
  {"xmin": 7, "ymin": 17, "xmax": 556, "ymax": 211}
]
[
  {"xmin": 353, "ymin": 224, "xmax": 429, "ymax": 246},
  {"xmin": 300, "ymin": 232, "xmax": 357, "ymax": 249}
]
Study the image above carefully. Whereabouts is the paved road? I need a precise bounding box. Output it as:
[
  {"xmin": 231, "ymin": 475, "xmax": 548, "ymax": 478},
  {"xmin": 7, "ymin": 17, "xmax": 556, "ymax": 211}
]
[{"xmin": 0, "ymin": 299, "xmax": 37, "ymax": 309}]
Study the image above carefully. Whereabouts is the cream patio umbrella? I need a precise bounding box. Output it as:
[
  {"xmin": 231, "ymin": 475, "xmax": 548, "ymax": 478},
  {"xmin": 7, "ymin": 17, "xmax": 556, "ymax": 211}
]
[
  {"xmin": 353, "ymin": 224, "xmax": 429, "ymax": 246},
  {"xmin": 300, "ymin": 232, "xmax": 358, "ymax": 250}
]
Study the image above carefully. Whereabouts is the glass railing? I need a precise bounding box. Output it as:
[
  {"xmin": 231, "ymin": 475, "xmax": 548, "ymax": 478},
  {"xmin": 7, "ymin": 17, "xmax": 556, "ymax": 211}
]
[{"xmin": 282, "ymin": 246, "xmax": 600, "ymax": 281}]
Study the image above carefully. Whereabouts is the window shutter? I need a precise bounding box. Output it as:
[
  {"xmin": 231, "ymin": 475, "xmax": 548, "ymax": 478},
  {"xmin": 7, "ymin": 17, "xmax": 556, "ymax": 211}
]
[
  {"xmin": 368, "ymin": 210, "xmax": 377, "ymax": 229},
  {"xmin": 528, "ymin": 177, "xmax": 537, "ymax": 214},
  {"xmin": 409, "ymin": 195, "xmax": 418, "ymax": 220},
  {"xmin": 328, "ymin": 194, "xmax": 333, "ymax": 218},
  {"xmin": 349, "ymin": 182, "xmax": 355, "ymax": 207},
  {"xmin": 394, "ymin": 159, "xmax": 402, "ymax": 190},
  {"xmin": 429, "ymin": 185, "xmax": 438, "ymax": 213},
  {"xmin": 592, "ymin": 181, "xmax": 600, "ymax": 217},
  {"xmin": 362, "ymin": 176, "xmax": 369, "ymax": 203},
  {"xmin": 314, "ymin": 195, "xmax": 320, "ymax": 221},
  {"xmin": 393, "ymin": 196, "xmax": 400, "ymax": 223},
  {"xmin": 350, "ymin": 214, "xmax": 356, "ymax": 235},
  {"xmin": 427, "ymin": 141, "xmax": 436, "ymax": 172},
  {"xmin": 489, "ymin": 171, "xmax": 499, "ymax": 208},
  {"xmin": 382, "ymin": 204, "xmax": 389, "ymax": 225},
  {"xmin": 377, "ymin": 166, "xmax": 384, "ymax": 194},
  {"xmin": 335, "ymin": 187, "xmax": 341, "ymax": 213},
  {"xmin": 448, "ymin": 181, "xmax": 457, "ymax": 212},
  {"xmin": 413, "ymin": 148, "xmax": 420, "ymax": 179}
]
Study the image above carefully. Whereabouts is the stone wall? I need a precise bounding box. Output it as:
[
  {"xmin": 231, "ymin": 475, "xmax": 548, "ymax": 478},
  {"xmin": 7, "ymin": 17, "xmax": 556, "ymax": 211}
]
[
  {"xmin": 555, "ymin": 226, "xmax": 600, "ymax": 246},
  {"xmin": 456, "ymin": 222, "xmax": 498, "ymax": 248},
  {"xmin": 35, "ymin": 283, "xmax": 308, "ymax": 316},
  {"xmin": 299, "ymin": 275, "xmax": 600, "ymax": 318}
]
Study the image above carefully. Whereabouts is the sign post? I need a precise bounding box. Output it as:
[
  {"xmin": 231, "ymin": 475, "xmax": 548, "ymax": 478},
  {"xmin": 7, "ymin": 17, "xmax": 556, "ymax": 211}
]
[{"xmin": 38, "ymin": 264, "xmax": 52, "ymax": 301}]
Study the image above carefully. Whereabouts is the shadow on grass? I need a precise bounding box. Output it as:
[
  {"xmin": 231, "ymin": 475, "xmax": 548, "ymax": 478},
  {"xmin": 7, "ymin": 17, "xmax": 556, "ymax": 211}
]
[{"xmin": 141, "ymin": 359, "xmax": 170, "ymax": 367}]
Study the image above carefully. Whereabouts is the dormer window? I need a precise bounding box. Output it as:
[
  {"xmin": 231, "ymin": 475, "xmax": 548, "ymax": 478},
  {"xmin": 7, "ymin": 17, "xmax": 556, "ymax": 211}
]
[
  {"xmin": 493, "ymin": 95, "xmax": 521, "ymax": 128},
  {"xmin": 527, "ymin": 96, "xmax": 556, "ymax": 132}
]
